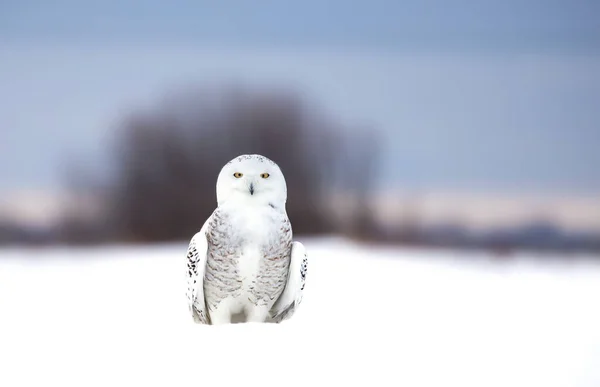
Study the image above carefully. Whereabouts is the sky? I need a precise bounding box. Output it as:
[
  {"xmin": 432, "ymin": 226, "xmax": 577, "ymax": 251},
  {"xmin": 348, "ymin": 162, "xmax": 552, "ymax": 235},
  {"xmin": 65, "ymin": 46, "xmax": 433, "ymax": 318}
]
[
  {"xmin": 0, "ymin": 0, "xmax": 599, "ymax": 195},
  {"xmin": 1, "ymin": 0, "xmax": 599, "ymax": 51}
]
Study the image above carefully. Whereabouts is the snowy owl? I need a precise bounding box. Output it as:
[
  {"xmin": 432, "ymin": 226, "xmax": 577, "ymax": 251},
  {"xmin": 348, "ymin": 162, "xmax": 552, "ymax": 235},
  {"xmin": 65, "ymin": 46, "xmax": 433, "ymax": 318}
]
[{"xmin": 185, "ymin": 154, "xmax": 308, "ymax": 324}]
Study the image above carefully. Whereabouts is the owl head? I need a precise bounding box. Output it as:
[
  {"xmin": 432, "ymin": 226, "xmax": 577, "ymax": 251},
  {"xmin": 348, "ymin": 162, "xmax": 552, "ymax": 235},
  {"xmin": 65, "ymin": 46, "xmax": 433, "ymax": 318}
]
[{"xmin": 216, "ymin": 154, "xmax": 287, "ymax": 207}]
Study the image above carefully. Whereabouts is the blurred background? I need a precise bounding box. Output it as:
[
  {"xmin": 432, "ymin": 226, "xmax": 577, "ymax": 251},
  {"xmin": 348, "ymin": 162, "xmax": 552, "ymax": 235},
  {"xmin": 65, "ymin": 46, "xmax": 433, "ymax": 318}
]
[
  {"xmin": 1, "ymin": 0, "xmax": 599, "ymax": 253},
  {"xmin": 2, "ymin": 2, "xmax": 600, "ymax": 386}
]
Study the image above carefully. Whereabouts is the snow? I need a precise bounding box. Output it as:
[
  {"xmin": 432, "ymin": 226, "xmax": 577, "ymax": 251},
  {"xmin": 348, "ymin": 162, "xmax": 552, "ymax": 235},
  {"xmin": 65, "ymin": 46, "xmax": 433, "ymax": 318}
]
[{"xmin": 1, "ymin": 237, "xmax": 599, "ymax": 387}]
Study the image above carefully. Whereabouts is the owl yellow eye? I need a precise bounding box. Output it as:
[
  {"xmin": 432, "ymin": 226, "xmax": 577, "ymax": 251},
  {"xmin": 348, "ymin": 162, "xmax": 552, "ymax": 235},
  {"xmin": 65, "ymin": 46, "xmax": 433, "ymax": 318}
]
[
  {"xmin": 233, "ymin": 172, "xmax": 243, "ymax": 178},
  {"xmin": 261, "ymin": 173, "xmax": 270, "ymax": 179}
]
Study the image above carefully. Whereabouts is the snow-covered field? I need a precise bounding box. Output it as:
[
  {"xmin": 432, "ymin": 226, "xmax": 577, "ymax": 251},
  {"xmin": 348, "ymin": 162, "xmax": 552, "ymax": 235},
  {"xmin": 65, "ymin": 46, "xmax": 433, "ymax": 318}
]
[{"xmin": 1, "ymin": 237, "xmax": 599, "ymax": 387}]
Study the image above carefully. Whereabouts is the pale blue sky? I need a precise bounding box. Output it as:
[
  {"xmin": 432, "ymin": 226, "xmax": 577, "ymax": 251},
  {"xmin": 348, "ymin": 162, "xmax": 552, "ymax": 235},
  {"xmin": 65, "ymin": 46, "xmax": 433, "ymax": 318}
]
[{"xmin": 1, "ymin": 0, "xmax": 599, "ymax": 51}]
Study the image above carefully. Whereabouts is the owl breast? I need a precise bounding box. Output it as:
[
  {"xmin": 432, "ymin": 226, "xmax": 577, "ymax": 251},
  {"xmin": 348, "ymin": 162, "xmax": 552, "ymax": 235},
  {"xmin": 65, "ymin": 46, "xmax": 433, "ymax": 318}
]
[{"xmin": 203, "ymin": 206, "xmax": 292, "ymax": 311}]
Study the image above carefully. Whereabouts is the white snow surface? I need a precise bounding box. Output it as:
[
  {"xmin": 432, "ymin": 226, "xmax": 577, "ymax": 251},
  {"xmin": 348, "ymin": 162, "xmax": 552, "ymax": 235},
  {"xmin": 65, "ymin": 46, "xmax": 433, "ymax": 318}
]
[{"xmin": 1, "ymin": 237, "xmax": 600, "ymax": 387}]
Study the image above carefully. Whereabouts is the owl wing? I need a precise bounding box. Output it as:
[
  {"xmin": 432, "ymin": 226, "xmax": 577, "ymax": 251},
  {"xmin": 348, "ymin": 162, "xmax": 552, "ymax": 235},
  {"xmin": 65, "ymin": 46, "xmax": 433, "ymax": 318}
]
[
  {"xmin": 269, "ymin": 241, "xmax": 308, "ymax": 323},
  {"xmin": 185, "ymin": 218, "xmax": 211, "ymax": 324}
]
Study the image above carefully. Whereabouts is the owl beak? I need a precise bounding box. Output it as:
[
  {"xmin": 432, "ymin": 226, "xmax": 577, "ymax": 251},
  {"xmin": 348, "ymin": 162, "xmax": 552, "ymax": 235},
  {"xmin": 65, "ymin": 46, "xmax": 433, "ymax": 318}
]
[{"xmin": 249, "ymin": 183, "xmax": 254, "ymax": 195}]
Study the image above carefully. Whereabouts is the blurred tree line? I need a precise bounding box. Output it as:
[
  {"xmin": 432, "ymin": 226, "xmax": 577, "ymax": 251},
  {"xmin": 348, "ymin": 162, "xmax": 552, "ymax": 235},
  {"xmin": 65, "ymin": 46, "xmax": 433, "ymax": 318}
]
[
  {"xmin": 4, "ymin": 83, "xmax": 599, "ymax": 253},
  {"xmin": 59, "ymin": 83, "xmax": 381, "ymax": 244}
]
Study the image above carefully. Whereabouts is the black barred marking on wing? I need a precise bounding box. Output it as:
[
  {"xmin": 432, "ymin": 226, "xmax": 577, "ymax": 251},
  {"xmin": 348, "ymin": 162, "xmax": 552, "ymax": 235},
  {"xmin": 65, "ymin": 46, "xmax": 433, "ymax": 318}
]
[
  {"xmin": 300, "ymin": 253, "xmax": 307, "ymax": 291},
  {"xmin": 187, "ymin": 244, "xmax": 199, "ymax": 276},
  {"xmin": 186, "ymin": 240, "xmax": 202, "ymax": 308}
]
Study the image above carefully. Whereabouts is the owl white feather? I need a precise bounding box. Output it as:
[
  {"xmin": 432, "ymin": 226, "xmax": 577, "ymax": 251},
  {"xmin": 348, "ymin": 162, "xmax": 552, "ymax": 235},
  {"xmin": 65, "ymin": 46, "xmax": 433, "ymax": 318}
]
[{"xmin": 185, "ymin": 154, "xmax": 307, "ymax": 324}]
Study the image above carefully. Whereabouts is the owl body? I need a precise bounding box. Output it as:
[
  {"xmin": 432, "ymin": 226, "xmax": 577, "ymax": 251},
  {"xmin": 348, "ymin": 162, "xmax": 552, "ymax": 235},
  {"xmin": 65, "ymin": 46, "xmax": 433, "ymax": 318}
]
[
  {"xmin": 203, "ymin": 203, "xmax": 292, "ymax": 323},
  {"xmin": 186, "ymin": 154, "xmax": 307, "ymax": 325}
]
